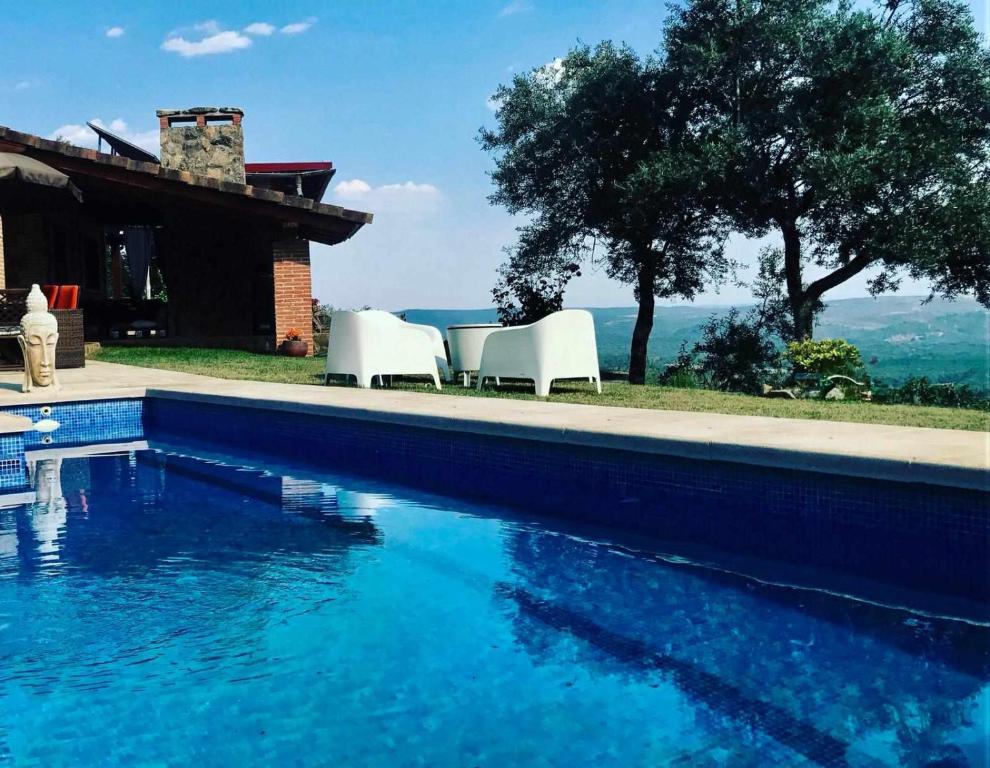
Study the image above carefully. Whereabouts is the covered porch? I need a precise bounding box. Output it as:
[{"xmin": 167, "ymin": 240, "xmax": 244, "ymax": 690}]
[{"xmin": 0, "ymin": 125, "xmax": 371, "ymax": 356}]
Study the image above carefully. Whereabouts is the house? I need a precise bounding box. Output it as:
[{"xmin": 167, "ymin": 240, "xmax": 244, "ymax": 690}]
[{"xmin": 0, "ymin": 106, "xmax": 372, "ymax": 355}]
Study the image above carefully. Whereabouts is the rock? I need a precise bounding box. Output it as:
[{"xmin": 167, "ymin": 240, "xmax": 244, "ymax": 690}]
[
  {"xmin": 160, "ymin": 123, "xmax": 245, "ymax": 183},
  {"xmin": 765, "ymin": 388, "xmax": 797, "ymax": 399}
]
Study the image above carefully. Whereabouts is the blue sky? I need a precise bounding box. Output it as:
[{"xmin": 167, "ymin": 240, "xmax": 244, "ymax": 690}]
[{"xmin": 1, "ymin": 0, "xmax": 986, "ymax": 310}]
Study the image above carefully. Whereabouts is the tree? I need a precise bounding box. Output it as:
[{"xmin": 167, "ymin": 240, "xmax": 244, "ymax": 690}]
[
  {"xmin": 492, "ymin": 258, "xmax": 580, "ymax": 326},
  {"xmin": 481, "ymin": 43, "xmax": 730, "ymax": 384},
  {"xmin": 664, "ymin": 0, "xmax": 990, "ymax": 339}
]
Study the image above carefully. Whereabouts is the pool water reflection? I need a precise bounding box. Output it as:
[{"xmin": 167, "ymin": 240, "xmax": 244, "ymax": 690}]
[{"xmin": 0, "ymin": 445, "xmax": 986, "ymax": 767}]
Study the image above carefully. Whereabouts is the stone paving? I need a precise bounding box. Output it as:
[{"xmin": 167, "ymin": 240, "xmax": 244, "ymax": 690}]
[{"xmin": 0, "ymin": 360, "xmax": 985, "ymax": 490}]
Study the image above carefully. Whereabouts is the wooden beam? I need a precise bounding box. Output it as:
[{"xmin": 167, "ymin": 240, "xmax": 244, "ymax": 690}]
[{"xmin": 20, "ymin": 147, "xmax": 365, "ymax": 246}]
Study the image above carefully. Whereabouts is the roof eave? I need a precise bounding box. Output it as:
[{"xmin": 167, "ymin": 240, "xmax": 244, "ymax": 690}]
[{"xmin": 0, "ymin": 125, "xmax": 373, "ymax": 240}]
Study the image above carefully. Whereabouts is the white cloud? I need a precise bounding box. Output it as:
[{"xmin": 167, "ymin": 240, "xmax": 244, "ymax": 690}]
[
  {"xmin": 13, "ymin": 81, "xmax": 32, "ymax": 91},
  {"xmin": 378, "ymin": 181, "xmax": 440, "ymax": 196},
  {"xmin": 161, "ymin": 26, "xmax": 252, "ymax": 57},
  {"xmin": 535, "ymin": 57, "xmax": 565, "ymax": 84},
  {"xmin": 334, "ymin": 179, "xmax": 372, "ymax": 198},
  {"xmin": 106, "ymin": 26, "xmax": 125, "ymax": 38},
  {"xmin": 317, "ymin": 179, "xmax": 510, "ymax": 310},
  {"xmin": 499, "ymin": 0, "xmax": 533, "ymax": 17},
  {"xmin": 333, "ymin": 179, "xmax": 441, "ymax": 219},
  {"xmin": 244, "ymin": 22, "xmax": 275, "ymax": 36},
  {"xmin": 48, "ymin": 118, "xmax": 159, "ymax": 155},
  {"xmin": 334, "ymin": 179, "xmax": 439, "ymax": 203},
  {"xmin": 486, "ymin": 94, "xmax": 504, "ymax": 112},
  {"xmin": 281, "ymin": 18, "xmax": 316, "ymax": 34},
  {"xmin": 193, "ymin": 20, "xmax": 223, "ymax": 35},
  {"xmin": 48, "ymin": 124, "xmax": 96, "ymax": 146}
]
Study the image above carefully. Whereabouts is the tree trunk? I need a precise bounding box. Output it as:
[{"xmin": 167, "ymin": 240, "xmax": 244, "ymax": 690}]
[
  {"xmin": 792, "ymin": 300, "xmax": 816, "ymax": 342},
  {"xmin": 779, "ymin": 218, "xmax": 875, "ymax": 341},
  {"xmin": 780, "ymin": 218, "xmax": 814, "ymax": 340},
  {"xmin": 628, "ymin": 261, "xmax": 655, "ymax": 385}
]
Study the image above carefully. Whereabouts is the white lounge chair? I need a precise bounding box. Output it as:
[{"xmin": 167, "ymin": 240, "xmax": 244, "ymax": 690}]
[
  {"xmin": 324, "ymin": 310, "xmax": 444, "ymax": 389},
  {"xmin": 402, "ymin": 319, "xmax": 451, "ymax": 382},
  {"xmin": 476, "ymin": 309, "xmax": 602, "ymax": 397}
]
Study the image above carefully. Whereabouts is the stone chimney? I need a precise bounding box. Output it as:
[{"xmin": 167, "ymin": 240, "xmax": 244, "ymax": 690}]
[{"xmin": 156, "ymin": 107, "xmax": 245, "ymax": 184}]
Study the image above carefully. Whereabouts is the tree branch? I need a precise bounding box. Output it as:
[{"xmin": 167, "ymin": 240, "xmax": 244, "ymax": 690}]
[{"xmin": 804, "ymin": 251, "xmax": 875, "ymax": 301}]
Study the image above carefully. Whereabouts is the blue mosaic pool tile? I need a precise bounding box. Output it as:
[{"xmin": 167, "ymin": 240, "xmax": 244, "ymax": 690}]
[
  {"xmin": 0, "ymin": 399, "xmax": 144, "ymax": 448},
  {"xmin": 0, "ymin": 433, "xmax": 25, "ymax": 491},
  {"xmin": 145, "ymin": 398, "xmax": 990, "ymax": 604}
]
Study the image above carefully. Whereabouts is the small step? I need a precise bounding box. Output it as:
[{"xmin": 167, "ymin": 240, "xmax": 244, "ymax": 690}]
[{"xmin": 0, "ymin": 414, "xmax": 31, "ymax": 435}]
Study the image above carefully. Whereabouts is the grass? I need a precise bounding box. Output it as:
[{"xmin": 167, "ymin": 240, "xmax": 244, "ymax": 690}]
[{"xmin": 92, "ymin": 346, "xmax": 990, "ymax": 432}]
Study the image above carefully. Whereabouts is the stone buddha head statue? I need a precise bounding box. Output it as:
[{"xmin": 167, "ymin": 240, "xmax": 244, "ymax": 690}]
[
  {"xmin": 32, "ymin": 457, "xmax": 65, "ymax": 509},
  {"xmin": 29, "ymin": 457, "xmax": 67, "ymax": 555},
  {"xmin": 18, "ymin": 284, "xmax": 59, "ymax": 392}
]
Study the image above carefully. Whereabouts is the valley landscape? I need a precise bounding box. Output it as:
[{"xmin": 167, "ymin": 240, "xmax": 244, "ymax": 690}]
[{"xmin": 403, "ymin": 296, "xmax": 989, "ymax": 392}]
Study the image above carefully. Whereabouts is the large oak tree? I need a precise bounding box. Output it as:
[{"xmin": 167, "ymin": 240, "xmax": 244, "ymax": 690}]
[
  {"xmin": 664, "ymin": 0, "xmax": 990, "ymax": 339},
  {"xmin": 481, "ymin": 43, "xmax": 730, "ymax": 384}
]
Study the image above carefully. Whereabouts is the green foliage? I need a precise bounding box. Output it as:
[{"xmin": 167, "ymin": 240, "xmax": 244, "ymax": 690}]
[
  {"xmin": 481, "ymin": 41, "xmax": 730, "ymax": 382},
  {"xmin": 313, "ymin": 302, "xmax": 334, "ymax": 333},
  {"xmin": 657, "ymin": 365, "xmax": 702, "ymax": 390},
  {"xmin": 873, "ymin": 377, "xmax": 989, "ymax": 410},
  {"xmin": 492, "ymin": 261, "xmax": 579, "ymax": 326},
  {"xmin": 663, "ymin": 0, "xmax": 990, "ymax": 339},
  {"xmin": 785, "ymin": 339, "xmax": 864, "ymax": 377},
  {"xmin": 664, "ymin": 309, "xmax": 782, "ymax": 394}
]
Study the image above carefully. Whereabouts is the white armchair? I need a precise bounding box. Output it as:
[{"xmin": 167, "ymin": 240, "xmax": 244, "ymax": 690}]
[
  {"xmin": 324, "ymin": 310, "xmax": 444, "ymax": 389},
  {"xmin": 402, "ymin": 320, "xmax": 451, "ymax": 382},
  {"xmin": 477, "ymin": 309, "xmax": 602, "ymax": 397}
]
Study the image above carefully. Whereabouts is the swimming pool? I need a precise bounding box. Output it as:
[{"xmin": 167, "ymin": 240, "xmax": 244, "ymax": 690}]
[{"xmin": 0, "ymin": 400, "xmax": 987, "ymax": 766}]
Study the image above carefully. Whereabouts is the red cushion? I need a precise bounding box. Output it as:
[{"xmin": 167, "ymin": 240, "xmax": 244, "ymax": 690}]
[
  {"xmin": 54, "ymin": 285, "xmax": 79, "ymax": 310},
  {"xmin": 42, "ymin": 285, "xmax": 59, "ymax": 309}
]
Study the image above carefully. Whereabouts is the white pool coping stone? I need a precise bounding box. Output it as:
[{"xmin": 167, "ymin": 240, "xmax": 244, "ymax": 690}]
[
  {"xmin": 0, "ymin": 413, "xmax": 32, "ymax": 435},
  {"xmin": 0, "ymin": 361, "xmax": 985, "ymax": 492}
]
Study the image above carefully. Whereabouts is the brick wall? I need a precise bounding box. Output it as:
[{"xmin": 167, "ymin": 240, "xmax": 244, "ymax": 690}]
[{"xmin": 273, "ymin": 237, "xmax": 313, "ymax": 355}]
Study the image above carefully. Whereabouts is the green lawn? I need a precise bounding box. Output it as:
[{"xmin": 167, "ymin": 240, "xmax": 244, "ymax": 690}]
[{"xmin": 92, "ymin": 346, "xmax": 990, "ymax": 432}]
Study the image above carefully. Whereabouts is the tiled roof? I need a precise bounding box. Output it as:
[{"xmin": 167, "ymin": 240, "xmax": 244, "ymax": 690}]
[{"xmin": 0, "ymin": 125, "xmax": 373, "ymax": 227}]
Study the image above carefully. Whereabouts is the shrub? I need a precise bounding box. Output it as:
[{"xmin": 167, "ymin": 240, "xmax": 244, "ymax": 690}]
[
  {"xmin": 667, "ymin": 310, "xmax": 782, "ymax": 394},
  {"xmin": 785, "ymin": 338, "xmax": 863, "ymax": 377},
  {"xmin": 658, "ymin": 361, "xmax": 702, "ymax": 389},
  {"xmin": 492, "ymin": 262, "xmax": 580, "ymax": 326},
  {"xmin": 313, "ymin": 302, "xmax": 333, "ymax": 334},
  {"xmin": 873, "ymin": 377, "xmax": 989, "ymax": 409}
]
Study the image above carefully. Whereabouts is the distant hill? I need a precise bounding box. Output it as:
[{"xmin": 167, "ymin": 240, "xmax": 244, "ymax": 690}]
[{"xmin": 401, "ymin": 296, "xmax": 989, "ymax": 391}]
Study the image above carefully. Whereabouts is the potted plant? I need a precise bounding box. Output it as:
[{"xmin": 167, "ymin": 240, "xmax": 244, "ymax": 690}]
[{"xmin": 279, "ymin": 328, "xmax": 308, "ymax": 357}]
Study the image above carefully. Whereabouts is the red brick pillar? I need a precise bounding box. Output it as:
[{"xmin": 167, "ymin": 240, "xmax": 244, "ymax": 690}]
[{"xmin": 272, "ymin": 237, "xmax": 314, "ymax": 355}]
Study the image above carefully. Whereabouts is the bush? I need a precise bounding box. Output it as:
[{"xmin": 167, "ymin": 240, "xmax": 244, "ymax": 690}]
[
  {"xmin": 492, "ymin": 262, "xmax": 580, "ymax": 326},
  {"xmin": 785, "ymin": 338, "xmax": 863, "ymax": 377},
  {"xmin": 664, "ymin": 310, "xmax": 782, "ymax": 394},
  {"xmin": 658, "ymin": 363, "xmax": 702, "ymax": 389},
  {"xmin": 873, "ymin": 377, "xmax": 989, "ymax": 409},
  {"xmin": 313, "ymin": 302, "xmax": 333, "ymax": 334}
]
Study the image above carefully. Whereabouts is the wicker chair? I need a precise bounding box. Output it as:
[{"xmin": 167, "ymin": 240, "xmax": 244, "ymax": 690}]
[{"xmin": 0, "ymin": 288, "xmax": 85, "ymax": 369}]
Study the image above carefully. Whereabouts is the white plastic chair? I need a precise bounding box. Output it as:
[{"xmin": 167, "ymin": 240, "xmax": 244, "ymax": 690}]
[
  {"xmin": 402, "ymin": 319, "xmax": 451, "ymax": 382},
  {"xmin": 324, "ymin": 310, "xmax": 443, "ymax": 389},
  {"xmin": 476, "ymin": 309, "xmax": 602, "ymax": 397}
]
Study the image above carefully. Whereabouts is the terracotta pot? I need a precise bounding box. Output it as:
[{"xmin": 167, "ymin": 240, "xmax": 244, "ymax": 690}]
[{"xmin": 279, "ymin": 339, "xmax": 308, "ymax": 357}]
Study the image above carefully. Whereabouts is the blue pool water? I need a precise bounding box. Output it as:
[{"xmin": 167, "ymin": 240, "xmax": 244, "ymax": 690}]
[{"xmin": 0, "ymin": 443, "xmax": 987, "ymax": 767}]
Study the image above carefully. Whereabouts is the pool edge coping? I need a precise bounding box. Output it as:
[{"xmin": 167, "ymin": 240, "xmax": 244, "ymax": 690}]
[{"xmin": 142, "ymin": 388, "xmax": 990, "ymax": 493}]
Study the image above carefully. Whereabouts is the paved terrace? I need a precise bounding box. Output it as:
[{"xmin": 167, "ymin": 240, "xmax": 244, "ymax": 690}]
[{"xmin": 0, "ymin": 361, "xmax": 986, "ymax": 491}]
